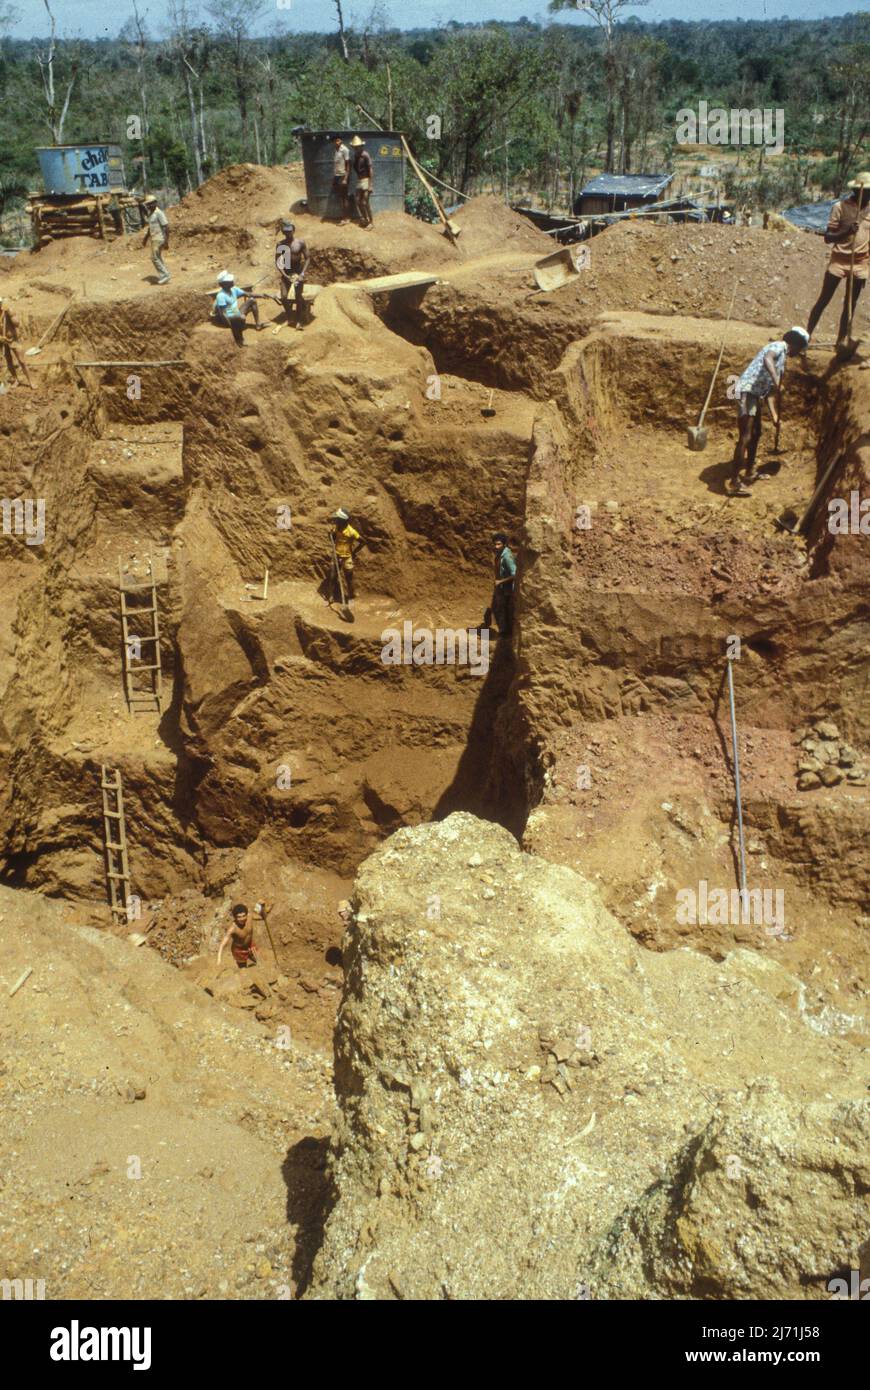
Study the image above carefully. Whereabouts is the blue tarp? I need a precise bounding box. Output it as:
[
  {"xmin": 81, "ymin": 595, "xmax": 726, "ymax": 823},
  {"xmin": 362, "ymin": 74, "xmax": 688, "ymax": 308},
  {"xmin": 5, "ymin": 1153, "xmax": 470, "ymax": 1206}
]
[{"xmin": 781, "ymin": 201, "xmax": 835, "ymax": 233}]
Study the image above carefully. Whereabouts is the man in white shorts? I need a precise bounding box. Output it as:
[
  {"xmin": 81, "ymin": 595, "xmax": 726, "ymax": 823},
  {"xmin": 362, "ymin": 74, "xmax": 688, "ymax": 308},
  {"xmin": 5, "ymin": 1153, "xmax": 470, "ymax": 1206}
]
[{"xmin": 350, "ymin": 135, "xmax": 374, "ymax": 228}]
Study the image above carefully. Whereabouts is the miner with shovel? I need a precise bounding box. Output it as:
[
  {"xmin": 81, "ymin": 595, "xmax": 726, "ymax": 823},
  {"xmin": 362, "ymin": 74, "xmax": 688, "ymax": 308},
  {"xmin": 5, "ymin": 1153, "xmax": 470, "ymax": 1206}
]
[
  {"xmin": 327, "ymin": 508, "xmax": 364, "ymax": 620},
  {"xmin": 727, "ymin": 328, "xmax": 808, "ymax": 496}
]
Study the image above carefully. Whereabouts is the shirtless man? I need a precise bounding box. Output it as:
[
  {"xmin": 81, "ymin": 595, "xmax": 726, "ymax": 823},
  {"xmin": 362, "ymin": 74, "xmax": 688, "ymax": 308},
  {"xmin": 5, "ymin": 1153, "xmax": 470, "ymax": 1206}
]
[
  {"xmin": 275, "ymin": 221, "xmax": 310, "ymax": 328},
  {"xmin": 350, "ymin": 136, "xmax": 374, "ymax": 227},
  {"xmin": 0, "ymin": 298, "xmax": 34, "ymax": 389},
  {"xmin": 217, "ymin": 900, "xmax": 272, "ymax": 969}
]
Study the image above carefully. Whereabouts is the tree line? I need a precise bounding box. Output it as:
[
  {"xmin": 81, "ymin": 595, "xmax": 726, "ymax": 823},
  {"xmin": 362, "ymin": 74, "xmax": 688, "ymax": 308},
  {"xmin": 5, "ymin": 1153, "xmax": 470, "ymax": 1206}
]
[{"xmin": 0, "ymin": 0, "xmax": 867, "ymax": 218}]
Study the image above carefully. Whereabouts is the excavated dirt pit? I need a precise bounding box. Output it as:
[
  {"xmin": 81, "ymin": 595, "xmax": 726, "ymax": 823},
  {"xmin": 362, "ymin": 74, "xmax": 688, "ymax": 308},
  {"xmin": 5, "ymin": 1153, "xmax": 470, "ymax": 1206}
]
[
  {"xmin": 512, "ymin": 311, "xmax": 869, "ymax": 1026},
  {"xmin": 0, "ymin": 266, "xmax": 540, "ymax": 1061},
  {"xmin": 0, "ymin": 182, "xmax": 867, "ymax": 1297}
]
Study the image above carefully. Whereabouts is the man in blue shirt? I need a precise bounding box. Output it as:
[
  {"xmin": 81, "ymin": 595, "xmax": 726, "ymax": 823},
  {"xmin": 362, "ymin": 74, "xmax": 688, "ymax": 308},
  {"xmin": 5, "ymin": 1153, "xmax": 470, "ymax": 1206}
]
[
  {"xmin": 491, "ymin": 532, "xmax": 516, "ymax": 639},
  {"xmin": 212, "ymin": 270, "xmax": 266, "ymax": 347}
]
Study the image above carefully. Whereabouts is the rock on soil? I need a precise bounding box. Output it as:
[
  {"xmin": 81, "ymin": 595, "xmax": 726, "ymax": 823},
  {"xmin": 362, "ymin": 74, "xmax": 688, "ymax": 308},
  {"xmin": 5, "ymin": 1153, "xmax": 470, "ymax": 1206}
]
[{"xmin": 308, "ymin": 814, "xmax": 868, "ymax": 1301}]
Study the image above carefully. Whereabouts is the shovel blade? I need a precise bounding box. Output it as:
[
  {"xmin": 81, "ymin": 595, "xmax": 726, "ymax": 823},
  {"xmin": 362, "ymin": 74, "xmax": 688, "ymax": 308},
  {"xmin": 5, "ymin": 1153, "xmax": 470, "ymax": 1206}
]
[
  {"xmin": 687, "ymin": 425, "xmax": 708, "ymax": 451},
  {"xmin": 774, "ymin": 508, "xmax": 799, "ymax": 533}
]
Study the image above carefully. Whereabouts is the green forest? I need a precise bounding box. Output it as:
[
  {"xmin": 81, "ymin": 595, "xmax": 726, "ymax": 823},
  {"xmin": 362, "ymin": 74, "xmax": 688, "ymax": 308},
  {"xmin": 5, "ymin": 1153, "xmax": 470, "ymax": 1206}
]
[{"xmin": 0, "ymin": 1, "xmax": 867, "ymax": 220}]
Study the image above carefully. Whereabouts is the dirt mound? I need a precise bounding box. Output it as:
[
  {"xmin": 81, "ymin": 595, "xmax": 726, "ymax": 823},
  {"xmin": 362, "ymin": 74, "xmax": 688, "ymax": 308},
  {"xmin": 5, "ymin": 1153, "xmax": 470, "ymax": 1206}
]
[
  {"xmin": 173, "ymin": 161, "xmax": 301, "ymax": 230},
  {"xmin": 309, "ymin": 814, "xmax": 867, "ymax": 1300},
  {"xmin": 583, "ymin": 218, "xmax": 827, "ymax": 323},
  {"xmin": 452, "ymin": 194, "xmax": 552, "ymax": 256}
]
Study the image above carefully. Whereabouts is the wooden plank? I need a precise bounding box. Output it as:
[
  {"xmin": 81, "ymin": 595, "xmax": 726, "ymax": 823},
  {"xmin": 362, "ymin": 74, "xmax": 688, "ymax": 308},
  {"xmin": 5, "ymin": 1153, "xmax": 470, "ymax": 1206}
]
[
  {"xmin": 75, "ymin": 360, "xmax": 188, "ymax": 368},
  {"xmin": 336, "ymin": 271, "xmax": 440, "ymax": 294}
]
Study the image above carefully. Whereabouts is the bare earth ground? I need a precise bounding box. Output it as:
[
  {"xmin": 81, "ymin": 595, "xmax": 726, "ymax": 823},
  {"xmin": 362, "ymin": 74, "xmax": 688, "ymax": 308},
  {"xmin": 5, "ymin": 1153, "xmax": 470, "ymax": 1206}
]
[{"xmin": 0, "ymin": 165, "xmax": 867, "ymax": 1299}]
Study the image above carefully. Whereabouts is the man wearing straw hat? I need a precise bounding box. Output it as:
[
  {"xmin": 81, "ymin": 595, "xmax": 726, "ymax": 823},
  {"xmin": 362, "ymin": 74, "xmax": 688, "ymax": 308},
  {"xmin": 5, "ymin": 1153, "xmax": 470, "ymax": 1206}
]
[
  {"xmin": 806, "ymin": 172, "xmax": 870, "ymax": 346},
  {"xmin": 350, "ymin": 136, "xmax": 374, "ymax": 228}
]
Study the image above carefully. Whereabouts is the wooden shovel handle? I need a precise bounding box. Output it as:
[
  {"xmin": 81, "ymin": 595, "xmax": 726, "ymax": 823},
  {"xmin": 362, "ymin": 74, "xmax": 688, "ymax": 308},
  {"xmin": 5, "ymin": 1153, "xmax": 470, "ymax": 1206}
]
[
  {"xmin": 35, "ymin": 297, "xmax": 73, "ymax": 349},
  {"xmin": 400, "ymin": 136, "xmax": 459, "ymax": 245},
  {"xmin": 697, "ymin": 278, "xmax": 739, "ymax": 431}
]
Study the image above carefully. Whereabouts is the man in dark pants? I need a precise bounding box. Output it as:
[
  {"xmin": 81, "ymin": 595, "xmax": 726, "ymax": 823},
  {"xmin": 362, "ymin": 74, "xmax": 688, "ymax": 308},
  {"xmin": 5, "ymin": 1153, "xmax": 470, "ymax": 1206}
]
[
  {"xmin": 806, "ymin": 172, "xmax": 870, "ymax": 345},
  {"xmin": 212, "ymin": 271, "xmax": 265, "ymax": 347},
  {"xmin": 275, "ymin": 221, "xmax": 310, "ymax": 328},
  {"xmin": 332, "ymin": 135, "xmax": 351, "ymax": 222},
  {"xmin": 329, "ymin": 508, "xmax": 364, "ymax": 603},
  {"xmin": 491, "ymin": 532, "xmax": 516, "ymax": 638}
]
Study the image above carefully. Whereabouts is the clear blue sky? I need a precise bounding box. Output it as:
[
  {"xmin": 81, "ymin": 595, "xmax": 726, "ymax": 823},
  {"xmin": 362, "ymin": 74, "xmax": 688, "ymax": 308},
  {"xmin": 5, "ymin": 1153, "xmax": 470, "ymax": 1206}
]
[{"xmin": 4, "ymin": 0, "xmax": 864, "ymax": 41}]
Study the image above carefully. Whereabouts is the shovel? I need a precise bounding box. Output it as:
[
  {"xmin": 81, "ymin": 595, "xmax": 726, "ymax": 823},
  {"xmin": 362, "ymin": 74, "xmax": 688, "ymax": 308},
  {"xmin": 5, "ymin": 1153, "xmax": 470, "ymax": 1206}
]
[
  {"xmin": 328, "ymin": 531, "xmax": 354, "ymax": 623},
  {"xmin": 25, "ymin": 297, "xmax": 74, "ymax": 356},
  {"xmin": 775, "ymin": 452, "xmax": 843, "ymax": 534},
  {"xmin": 771, "ymin": 377, "xmax": 785, "ymax": 453},
  {"xmin": 533, "ymin": 243, "xmax": 589, "ymax": 292},
  {"xmin": 688, "ymin": 278, "xmax": 738, "ymax": 450}
]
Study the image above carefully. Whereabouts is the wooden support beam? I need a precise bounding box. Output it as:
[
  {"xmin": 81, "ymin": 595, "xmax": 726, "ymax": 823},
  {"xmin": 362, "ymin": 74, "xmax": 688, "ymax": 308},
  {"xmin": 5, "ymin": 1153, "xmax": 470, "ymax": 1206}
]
[{"xmin": 75, "ymin": 360, "xmax": 188, "ymax": 368}]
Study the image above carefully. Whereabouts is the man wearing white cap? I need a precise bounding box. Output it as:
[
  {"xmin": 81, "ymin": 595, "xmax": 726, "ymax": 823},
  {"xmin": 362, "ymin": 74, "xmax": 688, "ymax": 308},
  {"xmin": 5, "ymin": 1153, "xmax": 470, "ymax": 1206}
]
[
  {"xmin": 728, "ymin": 328, "xmax": 809, "ymax": 495},
  {"xmin": 806, "ymin": 172, "xmax": 870, "ymax": 345},
  {"xmin": 328, "ymin": 507, "xmax": 363, "ymax": 602},
  {"xmin": 212, "ymin": 271, "xmax": 265, "ymax": 347}
]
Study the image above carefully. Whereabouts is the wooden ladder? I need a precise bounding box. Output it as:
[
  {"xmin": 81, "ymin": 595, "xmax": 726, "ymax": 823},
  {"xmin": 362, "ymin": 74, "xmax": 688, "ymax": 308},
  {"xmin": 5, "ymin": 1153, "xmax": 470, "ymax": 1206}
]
[
  {"xmin": 119, "ymin": 556, "xmax": 163, "ymax": 714},
  {"xmin": 100, "ymin": 765, "xmax": 131, "ymax": 924}
]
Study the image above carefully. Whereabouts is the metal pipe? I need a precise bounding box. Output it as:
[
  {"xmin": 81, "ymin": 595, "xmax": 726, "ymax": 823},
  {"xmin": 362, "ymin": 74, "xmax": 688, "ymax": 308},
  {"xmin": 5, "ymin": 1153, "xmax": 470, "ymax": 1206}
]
[{"xmin": 726, "ymin": 658, "xmax": 748, "ymax": 897}]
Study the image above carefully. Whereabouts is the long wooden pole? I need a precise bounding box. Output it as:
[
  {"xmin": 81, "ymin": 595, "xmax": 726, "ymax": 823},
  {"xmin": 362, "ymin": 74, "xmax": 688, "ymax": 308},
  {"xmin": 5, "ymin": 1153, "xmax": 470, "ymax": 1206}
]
[
  {"xmin": 74, "ymin": 359, "xmax": 188, "ymax": 367},
  {"xmin": 695, "ymin": 277, "xmax": 739, "ymax": 433},
  {"xmin": 400, "ymin": 135, "xmax": 460, "ymax": 245}
]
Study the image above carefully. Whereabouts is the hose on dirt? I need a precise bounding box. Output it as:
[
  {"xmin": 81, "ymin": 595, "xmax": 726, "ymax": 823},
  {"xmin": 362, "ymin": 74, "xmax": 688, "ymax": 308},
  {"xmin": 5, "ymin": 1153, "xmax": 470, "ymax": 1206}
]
[{"xmin": 726, "ymin": 656, "xmax": 748, "ymax": 899}]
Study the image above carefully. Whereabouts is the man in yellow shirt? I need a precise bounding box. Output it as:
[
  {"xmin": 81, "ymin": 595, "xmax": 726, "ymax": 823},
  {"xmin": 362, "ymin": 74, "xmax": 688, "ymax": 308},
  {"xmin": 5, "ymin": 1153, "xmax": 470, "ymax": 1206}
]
[
  {"xmin": 329, "ymin": 507, "xmax": 363, "ymax": 602},
  {"xmin": 806, "ymin": 172, "xmax": 870, "ymax": 345}
]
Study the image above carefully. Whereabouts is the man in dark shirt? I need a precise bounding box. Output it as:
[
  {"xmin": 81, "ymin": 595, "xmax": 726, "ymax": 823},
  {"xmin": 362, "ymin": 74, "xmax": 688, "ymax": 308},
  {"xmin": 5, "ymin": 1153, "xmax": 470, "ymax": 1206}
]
[
  {"xmin": 491, "ymin": 532, "xmax": 516, "ymax": 639},
  {"xmin": 275, "ymin": 221, "xmax": 310, "ymax": 329},
  {"xmin": 350, "ymin": 136, "xmax": 374, "ymax": 228}
]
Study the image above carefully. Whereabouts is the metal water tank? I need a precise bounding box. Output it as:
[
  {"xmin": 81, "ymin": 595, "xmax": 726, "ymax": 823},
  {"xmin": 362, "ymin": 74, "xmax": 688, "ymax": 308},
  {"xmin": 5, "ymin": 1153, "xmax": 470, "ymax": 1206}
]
[
  {"xmin": 299, "ymin": 131, "xmax": 405, "ymax": 218},
  {"xmin": 36, "ymin": 144, "xmax": 127, "ymax": 196}
]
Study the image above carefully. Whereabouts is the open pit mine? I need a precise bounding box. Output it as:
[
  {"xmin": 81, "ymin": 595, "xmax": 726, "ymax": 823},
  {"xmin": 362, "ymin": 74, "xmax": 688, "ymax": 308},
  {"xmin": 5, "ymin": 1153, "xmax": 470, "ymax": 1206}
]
[{"xmin": 0, "ymin": 162, "xmax": 867, "ymax": 1302}]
